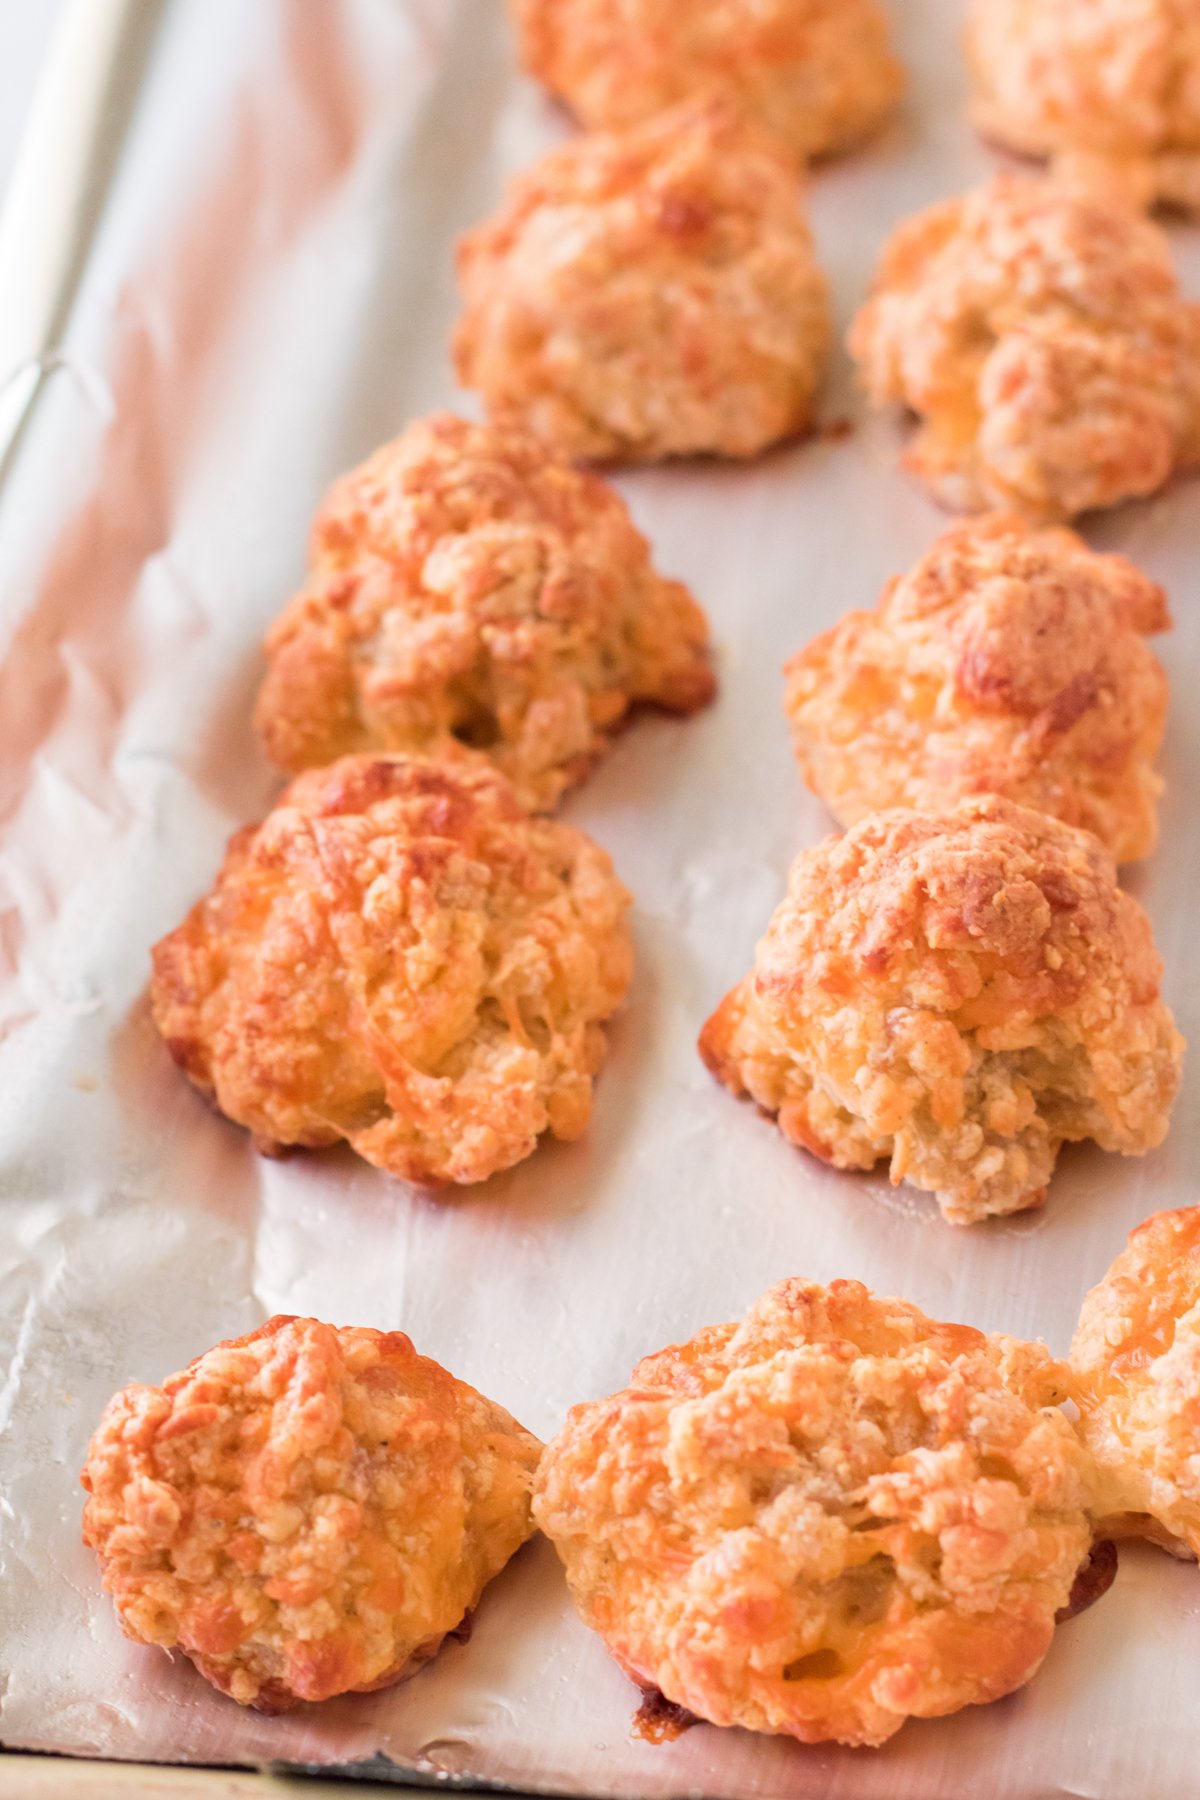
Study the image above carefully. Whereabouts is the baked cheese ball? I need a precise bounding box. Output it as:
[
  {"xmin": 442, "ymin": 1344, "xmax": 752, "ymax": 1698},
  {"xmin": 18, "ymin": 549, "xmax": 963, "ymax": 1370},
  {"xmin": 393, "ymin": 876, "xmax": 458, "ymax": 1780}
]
[
  {"xmin": 784, "ymin": 514, "xmax": 1171, "ymax": 863},
  {"xmin": 150, "ymin": 754, "xmax": 633, "ymax": 1185},
  {"xmin": 512, "ymin": 0, "xmax": 904, "ymax": 166},
  {"xmin": 849, "ymin": 175, "xmax": 1200, "ymax": 518},
  {"xmin": 1072, "ymin": 1207, "xmax": 1200, "ymax": 1558},
  {"xmin": 967, "ymin": 0, "xmax": 1200, "ymax": 215},
  {"xmin": 81, "ymin": 1316, "xmax": 542, "ymax": 1709},
  {"xmin": 699, "ymin": 798, "xmax": 1183, "ymax": 1225},
  {"xmin": 254, "ymin": 415, "xmax": 716, "ymax": 813},
  {"xmin": 535, "ymin": 1277, "xmax": 1095, "ymax": 1747},
  {"xmin": 454, "ymin": 101, "xmax": 832, "ymax": 464}
]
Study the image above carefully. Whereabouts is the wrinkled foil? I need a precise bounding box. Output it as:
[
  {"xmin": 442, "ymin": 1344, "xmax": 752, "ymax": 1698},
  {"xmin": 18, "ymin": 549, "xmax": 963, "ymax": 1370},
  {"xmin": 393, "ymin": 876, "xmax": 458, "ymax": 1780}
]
[{"xmin": 3, "ymin": 1, "xmax": 1200, "ymax": 1793}]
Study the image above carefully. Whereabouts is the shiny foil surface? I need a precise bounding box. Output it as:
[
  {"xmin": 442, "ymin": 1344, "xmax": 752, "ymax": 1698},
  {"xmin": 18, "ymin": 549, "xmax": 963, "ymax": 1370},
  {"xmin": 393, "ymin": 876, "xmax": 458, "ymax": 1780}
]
[{"xmin": 2, "ymin": 1, "xmax": 1200, "ymax": 1793}]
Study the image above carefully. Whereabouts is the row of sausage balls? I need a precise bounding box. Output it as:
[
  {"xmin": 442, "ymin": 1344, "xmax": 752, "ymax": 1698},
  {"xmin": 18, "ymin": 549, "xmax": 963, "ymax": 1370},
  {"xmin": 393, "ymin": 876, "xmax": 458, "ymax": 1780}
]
[
  {"xmin": 514, "ymin": 0, "xmax": 1200, "ymax": 217},
  {"xmin": 81, "ymin": 1207, "xmax": 1200, "ymax": 1748},
  {"xmin": 151, "ymin": 411, "xmax": 1181, "ymax": 1229}
]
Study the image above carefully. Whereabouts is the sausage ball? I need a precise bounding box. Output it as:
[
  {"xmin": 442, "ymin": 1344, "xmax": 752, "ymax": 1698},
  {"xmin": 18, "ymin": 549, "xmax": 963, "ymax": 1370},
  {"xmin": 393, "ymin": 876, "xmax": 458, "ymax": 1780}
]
[
  {"xmin": 849, "ymin": 175, "xmax": 1200, "ymax": 518},
  {"xmin": 967, "ymin": 0, "xmax": 1200, "ymax": 215},
  {"xmin": 454, "ymin": 101, "xmax": 831, "ymax": 464},
  {"xmin": 254, "ymin": 414, "xmax": 716, "ymax": 813},
  {"xmin": 81, "ymin": 1316, "xmax": 542, "ymax": 1709},
  {"xmin": 150, "ymin": 754, "xmax": 633, "ymax": 1186},
  {"xmin": 784, "ymin": 514, "xmax": 1170, "ymax": 863},
  {"xmin": 699, "ymin": 798, "xmax": 1183, "ymax": 1225},
  {"xmin": 534, "ymin": 1277, "xmax": 1095, "ymax": 1747},
  {"xmin": 511, "ymin": 0, "xmax": 903, "ymax": 165},
  {"xmin": 1072, "ymin": 1207, "xmax": 1200, "ymax": 1558}
]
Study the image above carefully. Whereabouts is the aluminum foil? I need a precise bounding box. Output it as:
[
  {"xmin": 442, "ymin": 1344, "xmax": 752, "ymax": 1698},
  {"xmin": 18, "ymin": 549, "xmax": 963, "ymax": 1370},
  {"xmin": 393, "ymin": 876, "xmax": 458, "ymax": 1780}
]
[{"xmin": 3, "ymin": 1, "xmax": 1200, "ymax": 1793}]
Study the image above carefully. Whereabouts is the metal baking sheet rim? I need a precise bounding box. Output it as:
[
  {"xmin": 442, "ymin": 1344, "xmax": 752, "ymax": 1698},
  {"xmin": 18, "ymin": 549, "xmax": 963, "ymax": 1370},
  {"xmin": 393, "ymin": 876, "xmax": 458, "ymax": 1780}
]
[{"xmin": 2, "ymin": 2, "xmax": 1200, "ymax": 1797}]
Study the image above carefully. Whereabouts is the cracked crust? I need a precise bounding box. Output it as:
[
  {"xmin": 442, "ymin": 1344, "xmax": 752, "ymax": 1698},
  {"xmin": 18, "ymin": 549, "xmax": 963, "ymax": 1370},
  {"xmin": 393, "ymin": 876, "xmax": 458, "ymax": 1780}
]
[
  {"xmin": 254, "ymin": 414, "xmax": 715, "ymax": 813},
  {"xmin": 534, "ymin": 1277, "xmax": 1094, "ymax": 1747},
  {"xmin": 699, "ymin": 798, "xmax": 1183, "ymax": 1225},
  {"xmin": 454, "ymin": 101, "xmax": 831, "ymax": 464},
  {"xmin": 1071, "ymin": 1207, "xmax": 1200, "ymax": 1560},
  {"xmin": 511, "ymin": 0, "xmax": 903, "ymax": 165},
  {"xmin": 81, "ymin": 1316, "xmax": 542, "ymax": 1709},
  {"xmin": 849, "ymin": 175, "xmax": 1200, "ymax": 518},
  {"xmin": 784, "ymin": 514, "xmax": 1171, "ymax": 863},
  {"xmin": 967, "ymin": 0, "xmax": 1200, "ymax": 215},
  {"xmin": 150, "ymin": 753, "xmax": 633, "ymax": 1185}
]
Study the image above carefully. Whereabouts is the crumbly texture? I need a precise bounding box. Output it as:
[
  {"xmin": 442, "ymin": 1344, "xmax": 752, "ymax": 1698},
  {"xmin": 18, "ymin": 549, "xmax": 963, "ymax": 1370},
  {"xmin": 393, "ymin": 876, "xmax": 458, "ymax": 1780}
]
[
  {"xmin": 512, "ymin": 0, "xmax": 903, "ymax": 165},
  {"xmin": 254, "ymin": 415, "xmax": 715, "ymax": 813},
  {"xmin": 699, "ymin": 798, "xmax": 1183, "ymax": 1225},
  {"xmin": 1071, "ymin": 1207, "xmax": 1200, "ymax": 1558},
  {"xmin": 784, "ymin": 514, "xmax": 1171, "ymax": 863},
  {"xmin": 967, "ymin": 0, "xmax": 1200, "ymax": 215},
  {"xmin": 454, "ymin": 101, "xmax": 832, "ymax": 464},
  {"xmin": 849, "ymin": 175, "xmax": 1200, "ymax": 518},
  {"xmin": 150, "ymin": 754, "xmax": 633, "ymax": 1185},
  {"xmin": 535, "ymin": 1278, "xmax": 1094, "ymax": 1748},
  {"xmin": 81, "ymin": 1316, "xmax": 542, "ymax": 1709}
]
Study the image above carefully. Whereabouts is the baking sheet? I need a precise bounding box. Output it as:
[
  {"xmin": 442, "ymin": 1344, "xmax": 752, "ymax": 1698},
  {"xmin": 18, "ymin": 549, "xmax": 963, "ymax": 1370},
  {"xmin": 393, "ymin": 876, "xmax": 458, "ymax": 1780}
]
[{"xmin": 3, "ymin": 1, "xmax": 1200, "ymax": 1794}]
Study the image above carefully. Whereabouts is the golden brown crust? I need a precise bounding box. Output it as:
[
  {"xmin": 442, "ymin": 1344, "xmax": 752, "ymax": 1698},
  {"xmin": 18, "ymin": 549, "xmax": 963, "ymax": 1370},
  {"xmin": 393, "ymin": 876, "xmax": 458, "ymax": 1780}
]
[
  {"xmin": 512, "ymin": 0, "xmax": 903, "ymax": 164},
  {"xmin": 849, "ymin": 176, "xmax": 1200, "ymax": 518},
  {"xmin": 454, "ymin": 101, "xmax": 831, "ymax": 464},
  {"xmin": 967, "ymin": 0, "xmax": 1200, "ymax": 214},
  {"xmin": 784, "ymin": 514, "xmax": 1171, "ymax": 862},
  {"xmin": 150, "ymin": 753, "xmax": 633, "ymax": 1185},
  {"xmin": 1071, "ymin": 1207, "xmax": 1200, "ymax": 1558},
  {"xmin": 534, "ymin": 1278, "xmax": 1094, "ymax": 1747},
  {"xmin": 699, "ymin": 797, "xmax": 1183, "ymax": 1225},
  {"xmin": 81, "ymin": 1316, "xmax": 542, "ymax": 1709},
  {"xmin": 254, "ymin": 414, "xmax": 715, "ymax": 812}
]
